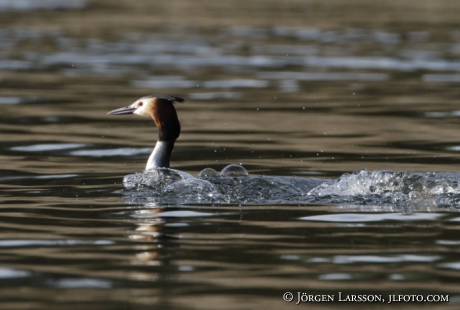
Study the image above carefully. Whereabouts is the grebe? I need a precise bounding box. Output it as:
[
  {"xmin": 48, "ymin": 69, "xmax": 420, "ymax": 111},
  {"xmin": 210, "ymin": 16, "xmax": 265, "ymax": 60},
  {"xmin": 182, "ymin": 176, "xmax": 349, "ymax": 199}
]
[{"xmin": 108, "ymin": 94, "xmax": 184, "ymax": 169}]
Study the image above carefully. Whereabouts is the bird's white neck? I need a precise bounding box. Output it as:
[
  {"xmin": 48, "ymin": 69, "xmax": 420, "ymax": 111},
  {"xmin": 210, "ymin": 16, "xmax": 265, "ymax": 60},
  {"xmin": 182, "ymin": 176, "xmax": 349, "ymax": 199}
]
[{"xmin": 146, "ymin": 141, "xmax": 175, "ymax": 170}]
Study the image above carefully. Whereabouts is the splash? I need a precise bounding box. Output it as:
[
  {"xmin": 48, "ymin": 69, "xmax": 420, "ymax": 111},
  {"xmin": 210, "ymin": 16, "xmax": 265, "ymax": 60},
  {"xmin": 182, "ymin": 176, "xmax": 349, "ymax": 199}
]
[
  {"xmin": 123, "ymin": 168, "xmax": 218, "ymax": 203},
  {"xmin": 121, "ymin": 166, "xmax": 460, "ymax": 208},
  {"xmin": 308, "ymin": 169, "xmax": 460, "ymax": 208},
  {"xmin": 122, "ymin": 164, "xmax": 322, "ymax": 204}
]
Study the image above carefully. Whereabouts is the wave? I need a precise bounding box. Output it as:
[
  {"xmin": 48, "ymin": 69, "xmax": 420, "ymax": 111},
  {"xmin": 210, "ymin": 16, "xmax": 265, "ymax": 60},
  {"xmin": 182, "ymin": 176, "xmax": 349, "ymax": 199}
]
[{"xmin": 120, "ymin": 165, "xmax": 460, "ymax": 208}]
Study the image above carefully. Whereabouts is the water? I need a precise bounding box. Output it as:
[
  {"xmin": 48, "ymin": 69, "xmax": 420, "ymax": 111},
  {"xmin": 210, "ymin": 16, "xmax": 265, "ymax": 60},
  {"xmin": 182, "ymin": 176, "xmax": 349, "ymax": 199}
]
[{"xmin": 1, "ymin": 0, "xmax": 460, "ymax": 309}]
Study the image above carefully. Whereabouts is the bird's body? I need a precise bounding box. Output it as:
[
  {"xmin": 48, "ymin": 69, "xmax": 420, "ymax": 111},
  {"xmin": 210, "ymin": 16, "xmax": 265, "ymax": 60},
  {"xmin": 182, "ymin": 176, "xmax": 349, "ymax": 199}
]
[{"xmin": 108, "ymin": 94, "xmax": 183, "ymax": 169}]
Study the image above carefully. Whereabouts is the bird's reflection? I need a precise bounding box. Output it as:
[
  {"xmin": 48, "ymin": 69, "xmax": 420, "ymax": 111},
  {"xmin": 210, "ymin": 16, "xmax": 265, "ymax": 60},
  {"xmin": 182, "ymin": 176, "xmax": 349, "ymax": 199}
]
[
  {"xmin": 124, "ymin": 203, "xmax": 196, "ymax": 267},
  {"xmin": 127, "ymin": 206, "xmax": 166, "ymax": 264}
]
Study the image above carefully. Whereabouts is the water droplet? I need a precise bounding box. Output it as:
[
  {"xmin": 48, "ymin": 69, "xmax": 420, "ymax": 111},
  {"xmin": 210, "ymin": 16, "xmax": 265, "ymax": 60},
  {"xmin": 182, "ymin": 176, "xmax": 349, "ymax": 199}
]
[
  {"xmin": 199, "ymin": 168, "xmax": 218, "ymax": 178},
  {"xmin": 220, "ymin": 164, "xmax": 248, "ymax": 176}
]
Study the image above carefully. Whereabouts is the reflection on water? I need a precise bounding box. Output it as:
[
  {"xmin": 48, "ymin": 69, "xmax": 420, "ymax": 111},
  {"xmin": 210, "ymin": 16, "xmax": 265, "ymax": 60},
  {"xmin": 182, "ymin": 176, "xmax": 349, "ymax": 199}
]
[
  {"xmin": 0, "ymin": 0, "xmax": 86, "ymax": 11},
  {"xmin": 424, "ymin": 74, "xmax": 460, "ymax": 82},
  {"xmin": 3, "ymin": 24, "xmax": 460, "ymax": 90},
  {"xmin": 2, "ymin": 0, "xmax": 460, "ymax": 309}
]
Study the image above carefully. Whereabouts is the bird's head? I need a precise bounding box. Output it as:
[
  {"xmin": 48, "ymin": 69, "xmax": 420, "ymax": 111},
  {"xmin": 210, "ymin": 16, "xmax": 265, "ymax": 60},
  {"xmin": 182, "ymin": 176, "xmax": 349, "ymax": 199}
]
[
  {"xmin": 108, "ymin": 94, "xmax": 184, "ymax": 118},
  {"xmin": 108, "ymin": 94, "xmax": 184, "ymax": 141}
]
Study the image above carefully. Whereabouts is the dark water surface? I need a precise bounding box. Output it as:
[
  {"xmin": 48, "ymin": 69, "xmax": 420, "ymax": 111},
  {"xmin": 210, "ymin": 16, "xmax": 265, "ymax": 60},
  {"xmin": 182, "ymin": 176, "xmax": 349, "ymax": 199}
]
[{"xmin": 1, "ymin": 1, "xmax": 460, "ymax": 309}]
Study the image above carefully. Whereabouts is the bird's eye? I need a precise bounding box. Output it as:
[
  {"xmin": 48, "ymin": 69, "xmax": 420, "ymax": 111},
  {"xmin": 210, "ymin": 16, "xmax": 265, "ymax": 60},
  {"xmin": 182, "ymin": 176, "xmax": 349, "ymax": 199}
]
[{"xmin": 138, "ymin": 102, "xmax": 143, "ymax": 107}]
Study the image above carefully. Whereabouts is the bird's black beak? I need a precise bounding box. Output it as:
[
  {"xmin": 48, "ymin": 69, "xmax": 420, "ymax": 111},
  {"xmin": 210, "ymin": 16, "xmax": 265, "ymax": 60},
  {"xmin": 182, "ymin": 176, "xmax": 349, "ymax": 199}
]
[{"xmin": 107, "ymin": 106, "xmax": 136, "ymax": 115}]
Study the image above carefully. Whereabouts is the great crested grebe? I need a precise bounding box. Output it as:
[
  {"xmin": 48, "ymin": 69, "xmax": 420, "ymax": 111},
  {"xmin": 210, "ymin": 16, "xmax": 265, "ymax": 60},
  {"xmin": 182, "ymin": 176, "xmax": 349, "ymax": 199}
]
[{"xmin": 108, "ymin": 94, "xmax": 184, "ymax": 169}]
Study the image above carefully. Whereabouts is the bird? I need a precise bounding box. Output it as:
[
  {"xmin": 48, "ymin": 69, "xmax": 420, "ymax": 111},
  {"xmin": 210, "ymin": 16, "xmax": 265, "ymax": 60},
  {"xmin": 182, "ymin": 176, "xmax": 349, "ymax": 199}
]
[{"xmin": 108, "ymin": 94, "xmax": 184, "ymax": 169}]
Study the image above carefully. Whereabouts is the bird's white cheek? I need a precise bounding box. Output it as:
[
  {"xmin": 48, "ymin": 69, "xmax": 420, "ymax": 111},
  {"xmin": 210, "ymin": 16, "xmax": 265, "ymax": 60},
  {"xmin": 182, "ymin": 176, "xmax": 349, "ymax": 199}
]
[{"xmin": 133, "ymin": 107, "xmax": 149, "ymax": 116}]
